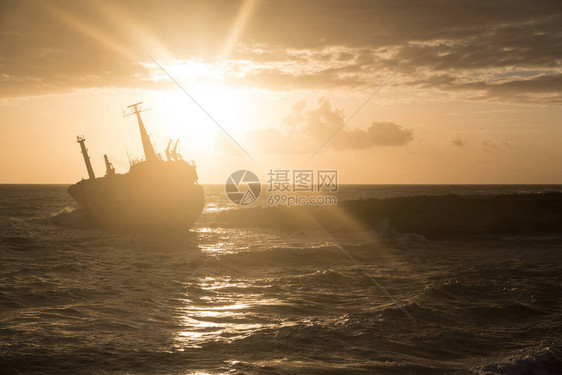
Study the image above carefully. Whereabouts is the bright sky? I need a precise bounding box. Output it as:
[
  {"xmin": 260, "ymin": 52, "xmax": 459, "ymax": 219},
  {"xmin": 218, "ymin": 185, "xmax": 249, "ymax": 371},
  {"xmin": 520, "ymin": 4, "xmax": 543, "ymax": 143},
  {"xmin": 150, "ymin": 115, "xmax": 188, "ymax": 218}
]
[{"xmin": 1, "ymin": 0, "xmax": 561, "ymax": 184}]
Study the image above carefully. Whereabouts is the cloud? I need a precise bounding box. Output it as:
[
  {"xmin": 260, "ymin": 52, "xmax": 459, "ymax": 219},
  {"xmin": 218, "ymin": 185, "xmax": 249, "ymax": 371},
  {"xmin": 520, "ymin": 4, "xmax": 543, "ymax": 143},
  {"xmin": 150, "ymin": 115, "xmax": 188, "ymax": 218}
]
[
  {"xmin": 452, "ymin": 137, "xmax": 466, "ymax": 147},
  {"xmin": 1, "ymin": 0, "xmax": 561, "ymax": 105},
  {"xmin": 406, "ymin": 72, "xmax": 562, "ymax": 105},
  {"xmin": 248, "ymin": 99, "xmax": 414, "ymax": 154},
  {"xmin": 334, "ymin": 122, "xmax": 414, "ymax": 148}
]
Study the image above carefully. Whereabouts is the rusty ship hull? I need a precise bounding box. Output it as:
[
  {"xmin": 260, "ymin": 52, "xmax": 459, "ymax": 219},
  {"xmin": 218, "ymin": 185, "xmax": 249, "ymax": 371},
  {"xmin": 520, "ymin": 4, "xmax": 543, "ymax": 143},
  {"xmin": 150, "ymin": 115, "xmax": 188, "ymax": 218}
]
[{"xmin": 68, "ymin": 161, "xmax": 204, "ymax": 230}]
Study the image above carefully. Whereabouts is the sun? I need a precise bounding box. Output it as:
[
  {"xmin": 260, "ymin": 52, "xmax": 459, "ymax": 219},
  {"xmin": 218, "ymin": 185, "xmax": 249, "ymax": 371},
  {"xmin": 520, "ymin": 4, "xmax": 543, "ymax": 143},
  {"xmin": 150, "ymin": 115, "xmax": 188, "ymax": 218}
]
[
  {"xmin": 140, "ymin": 58, "xmax": 262, "ymax": 162},
  {"xmin": 149, "ymin": 82, "xmax": 249, "ymax": 157}
]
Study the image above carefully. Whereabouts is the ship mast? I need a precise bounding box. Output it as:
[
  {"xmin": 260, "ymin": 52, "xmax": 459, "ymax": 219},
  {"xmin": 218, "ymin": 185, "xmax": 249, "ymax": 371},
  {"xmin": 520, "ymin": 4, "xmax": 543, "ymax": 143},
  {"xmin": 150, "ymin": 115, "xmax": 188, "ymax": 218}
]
[
  {"xmin": 126, "ymin": 102, "xmax": 157, "ymax": 162},
  {"xmin": 76, "ymin": 136, "xmax": 96, "ymax": 180}
]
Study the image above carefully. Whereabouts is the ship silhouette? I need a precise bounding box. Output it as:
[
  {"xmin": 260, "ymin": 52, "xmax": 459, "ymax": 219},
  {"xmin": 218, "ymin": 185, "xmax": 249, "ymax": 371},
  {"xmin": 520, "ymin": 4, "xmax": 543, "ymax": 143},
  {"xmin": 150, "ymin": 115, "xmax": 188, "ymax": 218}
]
[{"xmin": 68, "ymin": 102, "xmax": 204, "ymax": 230}]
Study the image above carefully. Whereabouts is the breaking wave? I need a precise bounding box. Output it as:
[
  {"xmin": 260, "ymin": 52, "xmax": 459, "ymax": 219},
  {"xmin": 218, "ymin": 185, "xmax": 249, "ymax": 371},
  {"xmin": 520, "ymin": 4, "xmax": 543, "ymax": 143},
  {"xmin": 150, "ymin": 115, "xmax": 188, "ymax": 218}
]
[{"xmin": 50, "ymin": 206, "xmax": 90, "ymax": 229}]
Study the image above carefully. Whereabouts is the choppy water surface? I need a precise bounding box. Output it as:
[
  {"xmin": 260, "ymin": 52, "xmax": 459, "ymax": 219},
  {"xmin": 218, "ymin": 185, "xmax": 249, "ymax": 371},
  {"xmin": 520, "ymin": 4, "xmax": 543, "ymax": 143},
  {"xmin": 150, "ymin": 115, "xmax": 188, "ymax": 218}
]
[{"xmin": 1, "ymin": 185, "xmax": 561, "ymax": 374}]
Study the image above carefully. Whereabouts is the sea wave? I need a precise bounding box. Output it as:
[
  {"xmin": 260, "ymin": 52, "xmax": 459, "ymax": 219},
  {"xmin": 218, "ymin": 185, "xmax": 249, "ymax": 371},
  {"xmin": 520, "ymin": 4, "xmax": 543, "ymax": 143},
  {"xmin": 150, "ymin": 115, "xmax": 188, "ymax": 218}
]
[
  {"xmin": 479, "ymin": 346, "xmax": 562, "ymax": 374},
  {"xmin": 215, "ymin": 245, "xmax": 349, "ymax": 267},
  {"xmin": 50, "ymin": 206, "xmax": 90, "ymax": 229}
]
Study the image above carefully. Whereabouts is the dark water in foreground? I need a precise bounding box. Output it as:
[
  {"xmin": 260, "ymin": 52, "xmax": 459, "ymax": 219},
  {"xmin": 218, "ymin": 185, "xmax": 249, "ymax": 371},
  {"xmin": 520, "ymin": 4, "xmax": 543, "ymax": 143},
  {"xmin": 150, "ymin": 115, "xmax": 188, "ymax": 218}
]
[{"xmin": 1, "ymin": 185, "xmax": 562, "ymax": 374}]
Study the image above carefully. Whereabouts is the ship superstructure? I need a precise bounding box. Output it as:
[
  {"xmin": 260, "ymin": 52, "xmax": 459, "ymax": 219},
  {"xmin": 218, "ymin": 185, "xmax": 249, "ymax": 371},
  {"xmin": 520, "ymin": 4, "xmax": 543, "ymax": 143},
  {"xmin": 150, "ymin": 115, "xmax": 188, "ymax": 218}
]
[{"xmin": 68, "ymin": 102, "xmax": 204, "ymax": 230}]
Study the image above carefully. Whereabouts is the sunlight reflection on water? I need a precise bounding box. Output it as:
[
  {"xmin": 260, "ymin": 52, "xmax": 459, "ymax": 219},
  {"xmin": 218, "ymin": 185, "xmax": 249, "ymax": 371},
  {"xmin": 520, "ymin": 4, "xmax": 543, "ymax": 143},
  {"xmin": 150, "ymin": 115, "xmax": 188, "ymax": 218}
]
[{"xmin": 173, "ymin": 277, "xmax": 267, "ymax": 349}]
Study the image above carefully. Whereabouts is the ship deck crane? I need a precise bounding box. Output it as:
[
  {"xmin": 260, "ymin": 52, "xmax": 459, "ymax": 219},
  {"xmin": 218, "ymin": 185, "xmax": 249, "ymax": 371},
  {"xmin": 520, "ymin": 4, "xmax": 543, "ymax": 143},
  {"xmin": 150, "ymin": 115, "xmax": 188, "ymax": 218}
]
[{"xmin": 104, "ymin": 154, "xmax": 115, "ymax": 176}]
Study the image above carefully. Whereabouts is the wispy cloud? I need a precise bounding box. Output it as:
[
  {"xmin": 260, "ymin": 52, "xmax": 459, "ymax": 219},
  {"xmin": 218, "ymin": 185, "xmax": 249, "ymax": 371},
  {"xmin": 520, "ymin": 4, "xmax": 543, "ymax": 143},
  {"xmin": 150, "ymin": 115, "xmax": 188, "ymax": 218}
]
[{"xmin": 248, "ymin": 99, "xmax": 414, "ymax": 154}]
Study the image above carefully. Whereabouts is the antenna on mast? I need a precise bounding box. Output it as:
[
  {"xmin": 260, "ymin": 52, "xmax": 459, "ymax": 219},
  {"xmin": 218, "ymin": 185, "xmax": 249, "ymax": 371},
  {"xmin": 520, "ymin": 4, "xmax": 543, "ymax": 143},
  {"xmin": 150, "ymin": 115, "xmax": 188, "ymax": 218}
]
[{"xmin": 125, "ymin": 149, "xmax": 132, "ymax": 165}]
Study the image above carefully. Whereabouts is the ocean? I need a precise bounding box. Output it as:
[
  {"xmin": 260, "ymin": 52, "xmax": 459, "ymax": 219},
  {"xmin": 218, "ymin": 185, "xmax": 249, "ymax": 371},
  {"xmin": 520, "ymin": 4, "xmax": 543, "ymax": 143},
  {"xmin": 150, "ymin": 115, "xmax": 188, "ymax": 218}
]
[{"xmin": 1, "ymin": 184, "xmax": 562, "ymax": 374}]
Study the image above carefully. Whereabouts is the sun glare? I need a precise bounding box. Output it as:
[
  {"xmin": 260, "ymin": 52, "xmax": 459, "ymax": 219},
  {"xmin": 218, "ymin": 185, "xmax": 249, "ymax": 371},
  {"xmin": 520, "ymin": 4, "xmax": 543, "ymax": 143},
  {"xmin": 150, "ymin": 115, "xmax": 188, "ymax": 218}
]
[{"xmin": 149, "ymin": 70, "xmax": 250, "ymax": 156}]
